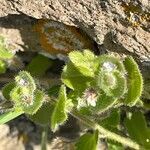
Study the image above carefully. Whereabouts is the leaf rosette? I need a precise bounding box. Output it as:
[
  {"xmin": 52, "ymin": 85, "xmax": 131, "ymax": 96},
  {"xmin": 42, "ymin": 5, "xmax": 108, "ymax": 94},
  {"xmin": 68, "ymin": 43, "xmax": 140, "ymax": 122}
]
[{"xmin": 61, "ymin": 50, "xmax": 143, "ymax": 114}]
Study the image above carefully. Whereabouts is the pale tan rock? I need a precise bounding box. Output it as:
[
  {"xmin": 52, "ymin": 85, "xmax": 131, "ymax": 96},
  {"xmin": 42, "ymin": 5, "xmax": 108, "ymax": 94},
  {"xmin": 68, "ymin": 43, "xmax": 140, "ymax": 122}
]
[{"xmin": 0, "ymin": 125, "xmax": 25, "ymax": 150}]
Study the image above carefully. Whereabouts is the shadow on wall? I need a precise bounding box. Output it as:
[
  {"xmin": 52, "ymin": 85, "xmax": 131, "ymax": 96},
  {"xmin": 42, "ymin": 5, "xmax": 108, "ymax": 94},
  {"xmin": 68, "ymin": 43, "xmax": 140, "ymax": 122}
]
[
  {"xmin": 0, "ymin": 14, "xmax": 99, "ymax": 55},
  {"xmin": 0, "ymin": 14, "xmax": 42, "ymax": 53}
]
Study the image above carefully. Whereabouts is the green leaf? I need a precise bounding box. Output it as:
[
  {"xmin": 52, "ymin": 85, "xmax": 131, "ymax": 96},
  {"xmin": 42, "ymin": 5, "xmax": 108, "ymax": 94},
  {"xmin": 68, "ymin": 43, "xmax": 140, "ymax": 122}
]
[
  {"xmin": 97, "ymin": 71, "xmax": 127, "ymax": 98},
  {"xmin": 142, "ymin": 82, "xmax": 150, "ymax": 100},
  {"xmin": 123, "ymin": 57, "xmax": 143, "ymax": 105},
  {"xmin": 75, "ymin": 130, "xmax": 99, "ymax": 150},
  {"xmin": 0, "ymin": 60, "xmax": 6, "ymax": 74},
  {"xmin": 0, "ymin": 47, "xmax": 14, "ymax": 59},
  {"xmin": 5, "ymin": 71, "xmax": 44, "ymax": 115},
  {"xmin": 78, "ymin": 91, "xmax": 117, "ymax": 114},
  {"xmin": 10, "ymin": 85, "xmax": 32, "ymax": 106},
  {"xmin": 98, "ymin": 55, "xmax": 126, "ymax": 73},
  {"xmin": 68, "ymin": 50, "xmax": 97, "ymax": 77},
  {"xmin": 10, "ymin": 86, "xmax": 24, "ymax": 104},
  {"xmin": 100, "ymin": 109, "xmax": 120, "ymax": 129},
  {"xmin": 15, "ymin": 71, "xmax": 36, "ymax": 93},
  {"xmin": 22, "ymin": 90, "xmax": 44, "ymax": 115},
  {"xmin": 124, "ymin": 111, "xmax": 150, "ymax": 149},
  {"xmin": 0, "ymin": 109, "xmax": 24, "ymax": 124},
  {"xmin": 0, "ymin": 36, "xmax": 14, "ymax": 59},
  {"xmin": 93, "ymin": 93, "xmax": 117, "ymax": 113},
  {"xmin": 26, "ymin": 54, "xmax": 53, "ymax": 77},
  {"xmin": 107, "ymin": 141, "xmax": 124, "ymax": 150},
  {"xmin": 51, "ymin": 85, "xmax": 68, "ymax": 132},
  {"xmin": 2, "ymin": 82, "xmax": 16, "ymax": 100},
  {"xmin": 28, "ymin": 102, "xmax": 54, "ymax": 125},
  {"xmin": 10, "ymin": 87, "xmax": 44, "ymax": 115},
  {"xmin": 48, "ymin": 85, "xmax": 60, "ymax": 97},
  {"xmin": 61, "ymin": 62, "xmax": 92, "ymax": 91}
]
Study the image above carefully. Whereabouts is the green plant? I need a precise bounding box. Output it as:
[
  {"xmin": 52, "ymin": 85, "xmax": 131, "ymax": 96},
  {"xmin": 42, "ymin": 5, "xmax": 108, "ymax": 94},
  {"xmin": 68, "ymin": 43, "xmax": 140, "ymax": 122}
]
[
  {"xmin": 0, "ymin": 49, "xmax": 147, "ymax": 150},
  {"xmin": 0, "ymin": 36, "xmax": 15, "ymax": 73}
]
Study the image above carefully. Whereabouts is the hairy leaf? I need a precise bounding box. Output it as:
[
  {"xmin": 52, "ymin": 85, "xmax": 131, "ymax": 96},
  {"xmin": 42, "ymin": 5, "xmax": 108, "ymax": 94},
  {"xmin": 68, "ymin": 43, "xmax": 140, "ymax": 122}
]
[
  {"xmin": 26, "ymin": 54, "xmax": 53, "ymax": 77},
  {"xmin": 10, "ymin": 86, "xmax": 24, "ymax": 104},
  {"xmin": 28, "ymin": 102, "xmax": 54, "ymax": 125},
  {"xmin": 51, "ymin": 85, "xmax": 68, "ymax": 132},
  {"xmin": 2, "ymin": 82, "xmax": 16, "ymax": 100},
  {"xmin": 15, "ymin": 71, "xmax": 36, "ymax": 93},
  {"xmin": 93, "ymin": 93, "xmax": 117, "ymax": 113},
  {"xmin": 61, "ymin": 62, "xmax": 92, "ymax": 91},
  {"xmin": 123, "ymin": 57, "xmax": 143, "ymax": 105},
  {"xmin": 97, "ymin": 71, "xmax": 127, "ymax": 98},
  {"xmin": 68, "ymin": 50, "xmax": 98, "ymax": 76},
  {"xmin": 100, "ymin": 109, "xmax": 120, "ymax": 129},
  {"xmin": 98, "ymin": 55, "xmax": 125, "ymax": 73},
  {"xmin": 0, "ymin": 60, "xmax": 6, "ymax": 74},
  {"xmin": 23, "ymin": 90, "xmax": 44, "ymax": 115},
  {"xmin": 124, "ymin": 111, "xmax": 150, "ymax": 149},
  {"xmin": 75, "ymin": 130, "xmax": 99, "ymax": 150},
  {"xmin": 10, "ymin": 87, "xmax": 44, "ymax": 115}
]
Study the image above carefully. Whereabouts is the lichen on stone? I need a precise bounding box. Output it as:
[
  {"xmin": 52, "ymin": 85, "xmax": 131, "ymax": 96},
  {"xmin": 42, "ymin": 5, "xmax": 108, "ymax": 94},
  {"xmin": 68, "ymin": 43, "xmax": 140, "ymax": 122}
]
[{"xmin": 33, "ymin": 19, "xmax": 93, "ymax": 56}]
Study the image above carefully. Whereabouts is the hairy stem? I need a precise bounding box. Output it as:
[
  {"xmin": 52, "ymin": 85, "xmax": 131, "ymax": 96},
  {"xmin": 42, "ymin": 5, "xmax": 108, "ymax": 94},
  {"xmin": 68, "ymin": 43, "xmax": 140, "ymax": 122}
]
[
  {"xmin": 70, "ymin": 110, "xmax": 141, "ymax": 150},
  {"xmin": 41, "ymin": 125, "xmax": 48, "ymax": 150},
  {"xmin": 49, "ymin": 96, "xmax": 141, "ymax": 149}
]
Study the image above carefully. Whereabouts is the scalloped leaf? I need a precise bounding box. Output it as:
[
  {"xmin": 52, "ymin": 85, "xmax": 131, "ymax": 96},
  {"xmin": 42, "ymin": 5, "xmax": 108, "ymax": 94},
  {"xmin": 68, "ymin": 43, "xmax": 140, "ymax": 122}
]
[
  {"xmin": 98, "ymin": 55, "xmax": 126, "ymax": 73},
  {"xmin": 123, "ymin": 57, "xmax": 143, "ymax": 105},
  {"xmin": 10, "ymin": 86, "xmax": 24, "ymax": 104},
  {"xmin": 10, "ymin": 87, "xmax": 44, "ymax": 115},
  {"xmin": 0, "ymin": 60, "xmax": 6, "ymax": 74},
  {"xmin": 68, "ymin": 50, "xmax": 98, "ymax": 76},
  {"xmin": 15, "ymin": 71, "xmax": 36, "ymax": 92},
  {"xmin": 97, "ymin": 71, "xmax": 127, "ymax": 98},
  {"xmin": 110, "ymin": 71, "xmax": 127, "ymax": 98},
  {"xmin": 124, "ymin": 111, "xmax": 150, "ymax": 149},
  {"xmin": 75, "ymin": 130, "xmax": 99, "ymax": 150},
  {"xmin": 61, "ymin": 62, "xmax": 92, "ymax": 91},
  {"xmin": 22, "ymin": 90, "xmax": 44, "ymax": 115},
  {"xmin": 28, "ymin": 102, "xmax": 54, "ymax": 125},
  {"xmin": 51, "ymin": 85, "xmax": 68, "ymax": 132},
  {"xmin": 26, "ymin": 54, "xmax": 53, "ymax": 77},
  {"xmin": 10, "ymin": 85, "xmax": 32, "ymax": 105},
  {"xmin": 93, "ymin": 93, "xmax": 117, "ymax": 113}
]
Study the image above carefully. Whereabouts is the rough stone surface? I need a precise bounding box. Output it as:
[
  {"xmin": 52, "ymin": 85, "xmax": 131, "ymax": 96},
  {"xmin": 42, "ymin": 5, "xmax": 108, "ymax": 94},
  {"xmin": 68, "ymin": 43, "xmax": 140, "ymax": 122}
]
[
  {"xmin": 0, "ymin": 14, "xmax": 42, "ymax": 53},
  {"xmin": 0, "ymin": 124, "xmax": 24, "ymax": 150},
  {"xmin": 0, "ymin": 0, "xmax": 149, "ymax": 62}
]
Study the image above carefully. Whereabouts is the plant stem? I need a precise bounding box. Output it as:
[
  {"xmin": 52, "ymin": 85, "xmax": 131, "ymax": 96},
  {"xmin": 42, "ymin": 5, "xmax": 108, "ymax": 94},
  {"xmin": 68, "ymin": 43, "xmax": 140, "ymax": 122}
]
[
  {"xmin": 70, "ymin": 110, "xmax": 141, "ymax": 150},
  {"xmin": 49, "ymin": 97, "xmax": 141, "ymax": 149},
  {"xmin": 41, "ymin": 125, "xmax": 48, "ymax": 150}
]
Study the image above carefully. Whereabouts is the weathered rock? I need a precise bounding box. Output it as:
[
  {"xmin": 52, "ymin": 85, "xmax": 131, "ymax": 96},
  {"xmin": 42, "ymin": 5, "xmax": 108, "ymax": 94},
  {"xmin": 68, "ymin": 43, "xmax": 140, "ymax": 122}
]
[
  {"xmin": 0, "ymin": 0, "xmax": 149, "ymax": 62},
  {"xmin": 0, "ymin": 14, "xmax": 42, "ymax": 52},
  {"xmin": 0, "ymin": 125, "xmax": 24, "ymax": 150}
]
